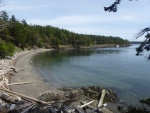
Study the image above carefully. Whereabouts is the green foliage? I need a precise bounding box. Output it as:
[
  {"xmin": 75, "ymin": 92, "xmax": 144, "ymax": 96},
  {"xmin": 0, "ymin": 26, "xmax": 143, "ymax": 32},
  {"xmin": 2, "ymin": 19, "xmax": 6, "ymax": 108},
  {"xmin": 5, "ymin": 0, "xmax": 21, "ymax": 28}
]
[
  {"xmin": 0, "ymin": 39, "xmax": 15, "ymax": 58},
  {"xmin": 0, "ymin": 12, "xmax": 129, "ymax": 58},
  {"xmin": 0, "ymin": 40, "xmax": 7, "ymax": 58},
  {"xmin": 1, "ymin": 11, "xmax": 9, "ymax": 21},
  {"xmin": 7, "ymin": 43, "xmax": 15, "ymax": 56}
]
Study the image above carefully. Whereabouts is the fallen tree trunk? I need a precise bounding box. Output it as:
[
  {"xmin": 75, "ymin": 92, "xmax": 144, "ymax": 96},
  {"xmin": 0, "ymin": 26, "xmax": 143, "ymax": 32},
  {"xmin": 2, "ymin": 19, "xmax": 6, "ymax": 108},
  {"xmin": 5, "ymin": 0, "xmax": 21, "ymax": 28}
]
[
  {"xmin": 98, "ymin": 89, "xmax": 106, "ymax": 107},
  {"xmin": 0, "ymin": 88, "xmax": 52, "ymax": 105}
]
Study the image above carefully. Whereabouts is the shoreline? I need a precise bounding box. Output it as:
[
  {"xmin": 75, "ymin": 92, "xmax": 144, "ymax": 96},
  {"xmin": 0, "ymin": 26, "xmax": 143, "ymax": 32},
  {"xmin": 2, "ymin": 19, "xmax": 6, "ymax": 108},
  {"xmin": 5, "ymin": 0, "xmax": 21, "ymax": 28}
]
[
  {"xmin": 11, "ymin": 49, "xmax": 56, "ymax": 98},
  {"xmin": 0, "ymin": 48, "xmax": 121, "ymax": 112}
]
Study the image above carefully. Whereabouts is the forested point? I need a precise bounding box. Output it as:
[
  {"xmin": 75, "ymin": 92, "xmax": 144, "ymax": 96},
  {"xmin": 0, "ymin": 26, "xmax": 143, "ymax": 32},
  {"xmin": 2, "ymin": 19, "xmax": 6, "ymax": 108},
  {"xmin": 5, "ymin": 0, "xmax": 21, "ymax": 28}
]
[{"xmin": 0, "ymin": 11, "xmax": 129, "ymax": 59}]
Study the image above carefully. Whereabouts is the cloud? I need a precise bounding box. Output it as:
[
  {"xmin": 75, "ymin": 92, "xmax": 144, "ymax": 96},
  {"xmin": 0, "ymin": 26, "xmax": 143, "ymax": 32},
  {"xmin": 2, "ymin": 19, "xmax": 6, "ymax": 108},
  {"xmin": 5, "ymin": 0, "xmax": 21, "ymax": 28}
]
[
  {"xmin": 116, "ymin": 15, "xmax": 135, "ymax": 21},
  {"xmin": 27, "ymin": 15, "xmax": 99, "ymax": 26},
  {"xmin": 27, "ymin": 14, "xmax": 138, "ymax": 26}
]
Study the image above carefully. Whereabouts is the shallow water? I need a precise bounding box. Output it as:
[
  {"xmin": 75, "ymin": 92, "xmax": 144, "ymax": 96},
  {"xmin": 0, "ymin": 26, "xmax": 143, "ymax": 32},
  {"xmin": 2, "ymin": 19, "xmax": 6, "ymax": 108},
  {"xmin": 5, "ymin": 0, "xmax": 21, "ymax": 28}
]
[{"xmin": 32, "ymin": 45, "xmax": 150, "ymax": 104}]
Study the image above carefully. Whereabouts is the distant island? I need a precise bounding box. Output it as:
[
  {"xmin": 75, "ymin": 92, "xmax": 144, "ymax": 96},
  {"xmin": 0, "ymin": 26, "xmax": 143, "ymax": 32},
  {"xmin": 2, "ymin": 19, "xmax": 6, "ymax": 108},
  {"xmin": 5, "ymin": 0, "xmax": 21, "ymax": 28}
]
[{"xmin": 130, "ymin": 41, "xmax": 142, "ymax": 44}]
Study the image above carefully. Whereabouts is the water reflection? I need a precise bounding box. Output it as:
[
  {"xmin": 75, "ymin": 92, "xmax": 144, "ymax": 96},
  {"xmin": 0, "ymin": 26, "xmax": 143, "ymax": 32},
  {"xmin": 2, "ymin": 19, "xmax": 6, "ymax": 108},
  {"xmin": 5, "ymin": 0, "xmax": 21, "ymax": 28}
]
[{"xmin": 32, "ymin": 46, "xmax": 150, "ymax": 104}]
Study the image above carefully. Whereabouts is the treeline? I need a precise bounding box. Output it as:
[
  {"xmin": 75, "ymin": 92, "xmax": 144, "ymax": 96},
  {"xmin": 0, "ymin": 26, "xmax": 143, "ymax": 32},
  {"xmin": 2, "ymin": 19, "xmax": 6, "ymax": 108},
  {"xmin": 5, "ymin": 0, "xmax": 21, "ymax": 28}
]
[
  {"xmin": 130, "ymin": 41, "xmax": 142, "ymax": 44},
  {"xmin": 0, "ymin": 11, "xmax": 129, "ymax": 58}
]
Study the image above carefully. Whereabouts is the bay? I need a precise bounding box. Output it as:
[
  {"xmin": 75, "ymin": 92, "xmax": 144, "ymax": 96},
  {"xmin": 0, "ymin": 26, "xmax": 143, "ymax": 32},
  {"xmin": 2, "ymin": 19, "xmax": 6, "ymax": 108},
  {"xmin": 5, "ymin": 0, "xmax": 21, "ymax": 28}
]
[{"xmin": 32, "ymin": 45, "xmax": 150, "ymax": 104}]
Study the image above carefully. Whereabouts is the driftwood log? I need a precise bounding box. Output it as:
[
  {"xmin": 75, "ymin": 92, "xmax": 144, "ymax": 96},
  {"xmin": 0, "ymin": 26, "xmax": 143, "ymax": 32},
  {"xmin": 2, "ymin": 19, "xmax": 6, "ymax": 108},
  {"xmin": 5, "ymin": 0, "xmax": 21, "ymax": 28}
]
[
  {"xmin": 80, "ymin": 101, "xmax": 94, "ymax": 109},
  {"xmin": 7, "ymin": 82, "xmax": 33, "ymax": 86},
  {"xmin": 1, "ymin": 93, "xmax": 21, "ymax": 103},
  {"xmin": 0, "ymin": 88, "xmax": 52, "ymax": 105},
  {"xmin": 80, "ymin": 100, "xmax": 95, "ymax": 108},
  {"xmin": 98, "ymin": 89, "xmax": 106, "ymax": 107}
]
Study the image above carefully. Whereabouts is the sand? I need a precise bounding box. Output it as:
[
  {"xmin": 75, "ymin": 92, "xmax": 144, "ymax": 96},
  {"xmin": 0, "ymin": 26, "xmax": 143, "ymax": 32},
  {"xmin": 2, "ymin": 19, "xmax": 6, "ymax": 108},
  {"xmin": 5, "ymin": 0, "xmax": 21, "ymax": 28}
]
[{"xmin": 11, "ymin": 49, "xmax": 56, "ymax": 98}]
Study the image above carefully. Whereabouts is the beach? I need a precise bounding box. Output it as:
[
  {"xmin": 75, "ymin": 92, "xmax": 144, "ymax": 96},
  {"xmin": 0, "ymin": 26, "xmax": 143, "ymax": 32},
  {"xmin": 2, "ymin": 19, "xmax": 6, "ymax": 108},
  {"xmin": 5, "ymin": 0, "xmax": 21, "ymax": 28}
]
[
  {"xmin": 11, "ymin": 49, "xmax": 56, "ymax": 98},
  {"xmin": 0, "ymin": 49, "xmax": 120, "ymax": 113}
]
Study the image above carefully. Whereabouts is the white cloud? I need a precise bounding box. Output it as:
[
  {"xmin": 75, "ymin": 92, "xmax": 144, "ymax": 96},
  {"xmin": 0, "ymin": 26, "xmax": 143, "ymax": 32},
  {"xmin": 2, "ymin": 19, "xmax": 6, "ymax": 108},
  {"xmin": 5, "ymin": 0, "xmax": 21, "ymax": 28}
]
[
  {"xmin": 27, "ymin": 15, "xmax": 99, "ymax": 26},
  {"xmin": 27, "ymin": 14, "xmax": 138, "ymax": 26},
  {"xmin": 116, "ymin": 15, "xmax": 135, "ymax": 21}
]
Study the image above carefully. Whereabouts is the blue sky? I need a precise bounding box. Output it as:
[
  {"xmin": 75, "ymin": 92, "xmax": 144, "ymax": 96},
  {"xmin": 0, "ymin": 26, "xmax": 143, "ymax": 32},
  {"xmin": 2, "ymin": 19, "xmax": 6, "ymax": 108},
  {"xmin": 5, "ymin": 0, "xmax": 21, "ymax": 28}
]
[{"xmin": 2, "ymin": 0, "xmax": 150, "ymax": 41}]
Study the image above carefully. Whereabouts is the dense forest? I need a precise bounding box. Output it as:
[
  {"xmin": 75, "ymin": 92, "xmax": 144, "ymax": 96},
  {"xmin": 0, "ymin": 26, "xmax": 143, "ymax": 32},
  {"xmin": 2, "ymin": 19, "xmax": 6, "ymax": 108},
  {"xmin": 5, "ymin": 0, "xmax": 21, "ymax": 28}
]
[{"xmin": 0, "ymin": 11, "xmax": 129, "ymax": 58}]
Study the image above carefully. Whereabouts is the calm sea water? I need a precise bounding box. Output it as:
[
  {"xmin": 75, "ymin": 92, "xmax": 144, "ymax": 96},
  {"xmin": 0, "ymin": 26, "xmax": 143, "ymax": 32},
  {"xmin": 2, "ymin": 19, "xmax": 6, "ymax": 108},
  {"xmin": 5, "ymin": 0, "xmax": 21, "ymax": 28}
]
[{"xmin": 32, "ymin": 45, "xmax": 150, "ymax": 104}]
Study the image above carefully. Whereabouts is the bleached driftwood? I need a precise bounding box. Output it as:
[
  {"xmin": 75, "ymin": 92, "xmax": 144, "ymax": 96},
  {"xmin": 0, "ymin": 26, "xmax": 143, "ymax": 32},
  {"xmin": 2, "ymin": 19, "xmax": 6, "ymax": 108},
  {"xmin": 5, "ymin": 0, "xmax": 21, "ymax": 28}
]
[
  {"xmin": 80, "ymin": 101, "xmax": 94, "ymax": 109},
  {"xmin": 98, "ymin": 89, "xmax": 106, "ymax": 107},
  {"xmin": 80, "ymin": 100, "xmax": 95, "ymax": 108},
  {"xmin": 10, "ymin": 66, "xmax": 18, "ymax": 73},
  {"xmin": 17, "ymin": 68, "xmax": 24, "ymax": 71},
  {"xmin": 0, "ymin": 87, "xmax": 52, "ymax": 105},
  {"xmin": 1, "ymin": 93, "xmax": 21, "ymax": 103},
  {"xmin": 7, "ymin": 82, "xmax": 33, "ymax": 86}
]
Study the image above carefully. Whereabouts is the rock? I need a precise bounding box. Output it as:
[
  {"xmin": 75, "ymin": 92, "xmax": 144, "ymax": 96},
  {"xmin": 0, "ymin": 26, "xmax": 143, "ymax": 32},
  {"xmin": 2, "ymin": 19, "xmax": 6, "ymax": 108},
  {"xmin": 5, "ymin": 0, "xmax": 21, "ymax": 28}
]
[
  {"xmin": 38, "ymin": 86, "xmax": 117, "ymax": 109},
  {"xmin": 79, "ymin": 86, "xmax": 117, "ymax": 102}
]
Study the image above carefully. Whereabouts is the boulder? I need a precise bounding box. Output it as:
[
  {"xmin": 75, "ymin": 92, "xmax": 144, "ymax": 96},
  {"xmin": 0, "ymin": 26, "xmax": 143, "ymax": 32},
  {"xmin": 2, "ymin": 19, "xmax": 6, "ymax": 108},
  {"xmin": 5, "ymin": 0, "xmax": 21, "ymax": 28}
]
[{"xmin": 38, "ymin": 86, "xmax": 117, "ymax": 108}]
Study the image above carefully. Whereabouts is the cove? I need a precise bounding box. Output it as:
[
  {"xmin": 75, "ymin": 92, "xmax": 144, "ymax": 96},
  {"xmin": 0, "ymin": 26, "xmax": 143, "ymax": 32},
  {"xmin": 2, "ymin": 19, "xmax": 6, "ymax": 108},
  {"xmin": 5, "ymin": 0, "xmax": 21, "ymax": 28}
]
[{"xmin": 32, "ymin": 45, "xmax": 150, "ymax": 104}]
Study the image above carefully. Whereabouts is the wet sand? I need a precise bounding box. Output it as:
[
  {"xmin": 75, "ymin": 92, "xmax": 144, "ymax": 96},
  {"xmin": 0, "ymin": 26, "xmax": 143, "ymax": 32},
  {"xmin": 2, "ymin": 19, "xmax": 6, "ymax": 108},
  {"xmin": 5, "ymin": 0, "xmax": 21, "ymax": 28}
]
[{"xmin": 11, "ymin": 49, "xmax": 56, "ymax": 98}]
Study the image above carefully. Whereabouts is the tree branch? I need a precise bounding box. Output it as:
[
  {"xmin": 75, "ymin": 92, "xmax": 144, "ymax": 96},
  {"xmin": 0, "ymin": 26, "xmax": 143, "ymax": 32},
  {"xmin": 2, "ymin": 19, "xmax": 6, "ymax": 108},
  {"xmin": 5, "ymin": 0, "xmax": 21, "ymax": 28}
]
[
  {"xmin": 104, "ymin": 0, "xmax": 122, "ymax": 12},
  {"xmin": 135, "ymin": 28, "xmax": 150, "ymax": 59},
  {"xmin": 104, "ymin": 0, "xmax": 136, "ymax": 12}
]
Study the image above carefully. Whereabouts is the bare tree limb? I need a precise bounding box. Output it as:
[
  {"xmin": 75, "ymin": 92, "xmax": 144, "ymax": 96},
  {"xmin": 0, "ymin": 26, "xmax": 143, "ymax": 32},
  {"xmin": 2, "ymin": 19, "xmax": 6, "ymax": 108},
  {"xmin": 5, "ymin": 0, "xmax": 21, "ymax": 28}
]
[
  {"xmin": 135, "ymin": 28, "xmax": 150, "ymax": 39},
  {"xmin": 104, "ymin": 0, "xmax": 137, "ymax": 12},
  {"xmin": 135, "ymin": 28, "xmax": 150, "ymax": 59},
  {"xmin": 104, "ymin": 0, "xmax": 122, "ymax": 12}
]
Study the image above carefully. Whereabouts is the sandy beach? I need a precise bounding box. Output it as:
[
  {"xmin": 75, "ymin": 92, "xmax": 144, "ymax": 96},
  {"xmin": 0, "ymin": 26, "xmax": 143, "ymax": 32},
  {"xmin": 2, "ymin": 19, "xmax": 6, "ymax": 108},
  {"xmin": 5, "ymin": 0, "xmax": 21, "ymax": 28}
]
[
  {"xmin": 11, "ymin": 49, "xmax": 56, "ymax": 98},
  {"xmin": 0, "ymin": 49, "xmax": 120, "ymax": 113}
]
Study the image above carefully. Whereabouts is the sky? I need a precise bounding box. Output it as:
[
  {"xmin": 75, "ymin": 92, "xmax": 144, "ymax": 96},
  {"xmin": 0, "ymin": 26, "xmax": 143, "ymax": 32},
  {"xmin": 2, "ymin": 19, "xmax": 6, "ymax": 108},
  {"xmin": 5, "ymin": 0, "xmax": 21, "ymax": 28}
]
[{"xmin": 1, "ymin": 0, "xmax": 150, "ymax": 41}]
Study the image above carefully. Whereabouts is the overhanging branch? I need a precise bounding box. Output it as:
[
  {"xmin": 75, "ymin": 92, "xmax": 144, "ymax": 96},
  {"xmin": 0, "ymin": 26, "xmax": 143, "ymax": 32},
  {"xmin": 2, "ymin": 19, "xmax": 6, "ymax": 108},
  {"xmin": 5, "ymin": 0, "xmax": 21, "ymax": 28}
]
[{"xmin": 104, "ymin": 0, "xmax": 122, "ymax": 12}]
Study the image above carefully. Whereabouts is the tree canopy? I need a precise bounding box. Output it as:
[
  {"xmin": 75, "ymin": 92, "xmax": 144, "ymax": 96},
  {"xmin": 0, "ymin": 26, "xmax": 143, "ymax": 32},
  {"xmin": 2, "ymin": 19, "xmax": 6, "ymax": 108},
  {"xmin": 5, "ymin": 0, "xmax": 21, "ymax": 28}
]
[{"xmin": 0, "ymin": 13, "xmax": 129, "ymax": 58}]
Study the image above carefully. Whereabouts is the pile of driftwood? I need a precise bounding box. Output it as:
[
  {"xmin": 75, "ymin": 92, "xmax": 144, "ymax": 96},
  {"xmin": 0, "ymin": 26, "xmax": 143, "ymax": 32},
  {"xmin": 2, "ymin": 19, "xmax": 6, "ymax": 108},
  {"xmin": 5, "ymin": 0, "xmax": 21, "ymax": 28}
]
[
  {"xmin": 0, "ymin": 86, "xmax": 111, "ymax": 113},
  {"xmin": 0, "ymin": 63, "xmax": 51, "ymax": 112},
  {"xmin": 0, "ymin": 65, "xmax": 114, "ymax": 113}
]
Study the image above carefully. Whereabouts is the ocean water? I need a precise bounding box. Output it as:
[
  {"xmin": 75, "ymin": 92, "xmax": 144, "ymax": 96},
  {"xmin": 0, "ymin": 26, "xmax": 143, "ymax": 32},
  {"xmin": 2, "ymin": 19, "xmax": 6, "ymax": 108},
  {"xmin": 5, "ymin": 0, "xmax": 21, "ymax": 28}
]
[{"xmin": 32, "ymin": 45, "xmax": 150, "ymax": 104}]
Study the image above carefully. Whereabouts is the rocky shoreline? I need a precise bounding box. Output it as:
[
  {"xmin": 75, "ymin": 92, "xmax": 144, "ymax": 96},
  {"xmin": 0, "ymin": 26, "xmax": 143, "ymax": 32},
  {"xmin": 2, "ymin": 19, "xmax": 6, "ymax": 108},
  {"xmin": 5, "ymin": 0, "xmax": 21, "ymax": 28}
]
[
  {"xmin": 0, "ymin": 49, "xmax": 120, "ymax": 113},
  {"xmin": 37, "ymin": 86, "xmax": 118, "ymax": 113},
  {"xmin": 38, "ymin": 86, "xmax": 117, "ymax": 104}
]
